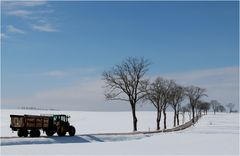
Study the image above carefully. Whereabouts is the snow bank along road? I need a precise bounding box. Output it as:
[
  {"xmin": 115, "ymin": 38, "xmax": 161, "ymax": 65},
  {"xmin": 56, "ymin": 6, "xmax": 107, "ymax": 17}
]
[{"xmin": 1, "ymin": 110, "xmax": 239, "ymax": 155}]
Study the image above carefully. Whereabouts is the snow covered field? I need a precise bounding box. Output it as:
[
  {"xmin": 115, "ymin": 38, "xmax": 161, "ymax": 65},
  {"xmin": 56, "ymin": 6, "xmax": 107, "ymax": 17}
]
[
  {"xmin": 1, "ymin": 109, "xmax": 239, "ymax": 155},
  {"xmin": 1, "ymin": 109, "xmax": 188, "ymax": 136}
]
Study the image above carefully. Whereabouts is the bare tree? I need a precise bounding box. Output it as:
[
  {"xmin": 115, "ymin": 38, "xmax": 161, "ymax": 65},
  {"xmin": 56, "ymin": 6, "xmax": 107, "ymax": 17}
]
[
  {"xmin": 196, "ymin": 101, "xmax": 210, "ymax": 116},
  {"xmin": 217, "ymin": 105, "xmax": 226, "ymax": 112},
  {"xmin": 102, "ymin": 57, "xmax": 149, "ymax": 131},
  {"xmin": 181, "ymin": 104, "xmax": 192, "ymax": 122},
  {"xmin": 202, "ymin": 102, "xmax": 211, "ymax": 115},
  {"xmin": 162, "ymin": 80, "xmax": 175, "ymax": 129},
  {"xmin": 196, "ymin": 100, "xmax": 204, "ymax": 116},
  {"xmin": 180, "ymin": 105, "xmax": 190, "ymax": 124},
  {"xmin": 186, "ymin": 103, "xmax": 192, "ymax": 121},
  {"xmin": 226, "ymin": 103, "xmax": 235, "ymax": 113},
  {"xmin": 185, "ymin": 86, "xmax": 207, "ymax": 123},
  {"xmin": 144, "ymin": 77, "xmax": 165, "ymax": 130},
  {"xmin": 144, "ymin": 77, "xmax": 172, "ymax": 130},
  {"xmin": 169, "ymin": 83, "xmax": 185, "ymax": 127},
  {"xmin": 210, "ymin": 100, "xmax": 220, "ymax": 114}
]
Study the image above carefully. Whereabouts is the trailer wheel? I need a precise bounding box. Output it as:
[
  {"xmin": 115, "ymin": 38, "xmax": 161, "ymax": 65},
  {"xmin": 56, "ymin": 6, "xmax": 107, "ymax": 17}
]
[
  {"xmin": 23, "ymin": 130, "xmax": 28, "ymax": 137},
  {"xmin": 17, "ymin": 130, "xmax": 23, "ymax": 137},
  {"xmin": 17, "ymin": 129, "xmax": 28, "ymax": 137},
  {"xmin": 68, "ymin": 126, "xmax": 75, "ymax": 136},
  {"xmin": 35, "ymin": 130, "xmax": 40, "ymax": 137},
  {"xmin": 30, "ymin": 130, "xmax": 34, "ymax": 137},
  {"xmin": 46, "ymin": 130, "xmax": 55, "ymax": 136}
]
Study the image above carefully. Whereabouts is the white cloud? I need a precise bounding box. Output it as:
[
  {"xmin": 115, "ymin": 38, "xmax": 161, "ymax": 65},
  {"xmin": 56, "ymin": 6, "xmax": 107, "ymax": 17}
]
[
  {"xmin": 15, "ymin": 1, "xmax": 47, "ymax": 7},
  {"xmin": 7, "ymin": 25, "xmax": 25, "ymax": 34},
  {"xmin": 162, "ymin": 66, "xmax": 239, "ymax": 106},
  {"xmin": 3, "ymin": 1, "xmax": 59, "ymax": 34},
  {"xmin": 1, "ymin": 33, "xmax": 9, "ymax": 39},
  {"xmin": 2, "ymin": 66, "xmax": 239, "ymax": 111},
  {"xmin": 6, "ymin": 10, "xmax": 32, "ymax": 17},
  {"xmin": 2, "ymin": 78, "xmax": 108, "ymax": 111},
  {"xmin": 163, "ymin": 67, "xmax": 238, "ymax": 83},
  {"xmin": 1, "ymin": 77, "xmax": 137, "ymax": 111},
  {"xmin": 2, "ymin": 1, "xmax": 47, "ymax": 8},
  {"xmin": 32, "ymin": 24, "xmax": 58, "ymax": 32},
  {"xmin": 43, "ymin": 70, "xmax": 66, "ymax": 77},
  {"xmin": 36, "ymin": 68, "xmax": 97, "ymax": 78}
]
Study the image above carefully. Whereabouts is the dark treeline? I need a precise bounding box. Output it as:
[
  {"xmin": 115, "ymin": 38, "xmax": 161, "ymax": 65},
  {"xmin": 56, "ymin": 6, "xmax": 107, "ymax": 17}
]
[{"xmin": 19, "ymin": 106, "xmax": 58, "ymax": 111}]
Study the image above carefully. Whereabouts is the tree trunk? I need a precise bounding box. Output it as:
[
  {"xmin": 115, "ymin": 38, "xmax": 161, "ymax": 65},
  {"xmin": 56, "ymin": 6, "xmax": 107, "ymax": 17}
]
[
  {"xmin": 188, "ymin": 112, "xmax": 191, "ymax": 121},
  {"xmin": 163, "ymin": 108, "xmax": 167, "ymax": 129},
  {"xmin": 131, "ymin": 104, "xmax": 138, "ymax": 131},
  {"xmin": 182, "ymin": 113, "xmax": 185, "ymax": 124},
  {"xmin": 196, "ymin": 111, "xmax": 199, "ymax": 120},
  {"xmin": 176, "ymin": 113, "xmax": 180, "ymax": 126},
  {"xmin": 173, "ymin": 108, "xmax": 177, "ymax": 127},
  {"xmin": 191, "ymin": 105, "xmax": 195, "ymax": 123},
  {"xmin": 156, "ymin": 109, "xmax": 161, "ymax": 130}
]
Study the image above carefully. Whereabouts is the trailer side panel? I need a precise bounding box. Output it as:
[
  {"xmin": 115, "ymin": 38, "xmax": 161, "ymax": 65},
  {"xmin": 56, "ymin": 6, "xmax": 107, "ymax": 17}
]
[
  {"xmin": 10, "ymin": 115, "xmax": 25, "ymax": 129},
  {"xmin": 10, "ymin": 115, "xmax": 50, "ymax": 130}
]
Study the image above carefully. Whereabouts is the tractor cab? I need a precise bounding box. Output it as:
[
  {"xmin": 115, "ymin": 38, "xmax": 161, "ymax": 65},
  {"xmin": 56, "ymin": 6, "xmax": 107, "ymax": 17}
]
[
  {"xmin": 49, "ymin": 114, "xmax": 75, "ymax": 136},
  {"xmin": 53, "ymin": 115, "xmax": 69, "ymax": 123}
]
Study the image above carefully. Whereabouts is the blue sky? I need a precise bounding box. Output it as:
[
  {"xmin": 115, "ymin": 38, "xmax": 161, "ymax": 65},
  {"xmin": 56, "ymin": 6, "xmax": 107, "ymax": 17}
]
[{"xmin": 1, "ymin": 1, "xmax": 239, "ymax": 110}]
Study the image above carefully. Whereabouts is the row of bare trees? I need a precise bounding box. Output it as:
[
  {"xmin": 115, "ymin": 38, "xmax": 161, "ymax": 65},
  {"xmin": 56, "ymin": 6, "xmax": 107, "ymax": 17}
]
[
  {"xmin": 102, "ymin": 57, "xmax": 234, "ymax": 131},
  {"xmin": 143, "ymin": 77, "xmax": 186, "ymax": 130},
  {"xmin": 226, "ymin": 103, "xmax": 237, "ymax": 113},
  {"xmin": 143, "ymin": 78, "xmax": 209, "ymax": 130}
]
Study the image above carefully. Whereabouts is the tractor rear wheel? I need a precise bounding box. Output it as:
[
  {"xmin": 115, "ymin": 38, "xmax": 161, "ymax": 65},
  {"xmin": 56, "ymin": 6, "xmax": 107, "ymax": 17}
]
[
  {"xmin": 46, "ymin": 130, "xmax": 55, "ymax": 136},
  {"xmin": 68, "ymin": 126, "xmax": 76, "ymax": 136},
  {"xmin": 57, "ymin": 126, "xmax": 66, "ymax": 136}
]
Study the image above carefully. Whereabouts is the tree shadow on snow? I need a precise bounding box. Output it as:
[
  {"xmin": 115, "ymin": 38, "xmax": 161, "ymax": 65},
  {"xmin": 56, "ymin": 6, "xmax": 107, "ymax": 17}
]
[{"xmin": 84, "ymin": 135, "xmax": 104, "ymax": 142}]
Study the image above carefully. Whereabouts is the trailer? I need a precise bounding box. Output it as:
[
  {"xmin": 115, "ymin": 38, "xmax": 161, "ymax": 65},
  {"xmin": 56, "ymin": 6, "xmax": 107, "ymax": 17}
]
[{"xmin": 10, "ymin": 114, "xmax": 76, "ymax": 137}]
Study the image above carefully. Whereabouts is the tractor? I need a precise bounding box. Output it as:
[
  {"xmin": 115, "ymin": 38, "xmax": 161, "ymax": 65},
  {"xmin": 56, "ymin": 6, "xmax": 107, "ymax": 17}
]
[{"xmin": 10, "ymin": 114, "xmax": 76, "ymax": 137}]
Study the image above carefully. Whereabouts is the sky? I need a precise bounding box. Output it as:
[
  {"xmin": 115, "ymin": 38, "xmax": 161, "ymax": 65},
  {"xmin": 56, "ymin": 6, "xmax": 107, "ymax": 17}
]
[{"xmin": 1, "ymin": 1, "xmax": 239, "ymax": 111}]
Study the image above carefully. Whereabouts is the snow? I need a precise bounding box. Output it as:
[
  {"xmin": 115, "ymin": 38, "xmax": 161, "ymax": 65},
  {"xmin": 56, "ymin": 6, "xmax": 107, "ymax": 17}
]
[
  {"xmin": 1, "ymin": 109, "xmax": 239, "ymax": 155},
  {"xmin": 1, "ymin": 109, "xmax": 187, "ymax": 136}
]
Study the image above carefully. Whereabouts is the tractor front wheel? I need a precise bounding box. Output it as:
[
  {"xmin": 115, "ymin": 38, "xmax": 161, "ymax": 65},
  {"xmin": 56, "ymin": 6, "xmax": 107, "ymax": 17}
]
[{"xmin": 68, "ymin": 126, "xmax": 76, "ymax": 136}]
